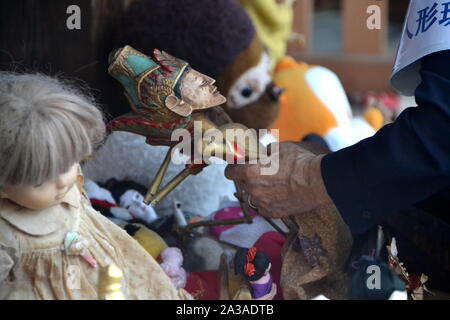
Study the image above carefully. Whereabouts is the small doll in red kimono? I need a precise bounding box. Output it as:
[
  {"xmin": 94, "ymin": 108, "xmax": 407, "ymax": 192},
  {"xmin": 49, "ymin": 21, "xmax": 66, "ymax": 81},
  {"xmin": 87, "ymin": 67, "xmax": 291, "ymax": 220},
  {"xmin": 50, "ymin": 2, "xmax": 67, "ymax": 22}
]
[{"xmin": 234, "ymin": 247, "xmax": 277, "ymax": 300}]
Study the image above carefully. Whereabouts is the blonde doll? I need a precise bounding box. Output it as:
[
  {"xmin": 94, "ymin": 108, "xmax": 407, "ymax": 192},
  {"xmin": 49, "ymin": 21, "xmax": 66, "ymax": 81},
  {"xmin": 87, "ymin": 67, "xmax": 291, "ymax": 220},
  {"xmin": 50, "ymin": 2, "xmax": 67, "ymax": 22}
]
[{"xmin": 0, "ymin": 72, "xmax": 190, "ymax": 300}]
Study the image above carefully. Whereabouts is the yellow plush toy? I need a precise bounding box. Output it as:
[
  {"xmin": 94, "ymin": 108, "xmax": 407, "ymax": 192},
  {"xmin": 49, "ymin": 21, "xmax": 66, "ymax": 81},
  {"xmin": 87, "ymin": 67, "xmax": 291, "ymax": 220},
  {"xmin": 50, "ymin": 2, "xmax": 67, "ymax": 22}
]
[
  {"xmin": 124, "ymin": 223, "xmax": 168, "ymax": 259},
  {"xmin": 272, "ymin": 57, "xmax": 384, "ymax": 151},
  {"xmin": 239, "ymin": 0, "xmax": 295, "ymax": 70}
]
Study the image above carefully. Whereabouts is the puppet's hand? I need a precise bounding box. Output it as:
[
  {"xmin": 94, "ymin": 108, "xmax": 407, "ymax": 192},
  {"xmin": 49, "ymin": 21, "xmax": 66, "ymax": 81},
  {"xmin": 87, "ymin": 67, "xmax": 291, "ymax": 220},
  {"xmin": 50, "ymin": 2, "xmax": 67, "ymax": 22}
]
[{"xmin": 225, "ymin": 142, "xmax": 332, "ymax": 219}]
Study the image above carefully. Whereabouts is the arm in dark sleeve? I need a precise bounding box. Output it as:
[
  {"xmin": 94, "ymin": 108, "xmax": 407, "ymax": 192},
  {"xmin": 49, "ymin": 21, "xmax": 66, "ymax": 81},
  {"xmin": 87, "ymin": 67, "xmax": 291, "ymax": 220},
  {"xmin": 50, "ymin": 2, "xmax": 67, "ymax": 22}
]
[{"xmin": 321, "ymin": 50, "xmax": 450, "ymax": 235}]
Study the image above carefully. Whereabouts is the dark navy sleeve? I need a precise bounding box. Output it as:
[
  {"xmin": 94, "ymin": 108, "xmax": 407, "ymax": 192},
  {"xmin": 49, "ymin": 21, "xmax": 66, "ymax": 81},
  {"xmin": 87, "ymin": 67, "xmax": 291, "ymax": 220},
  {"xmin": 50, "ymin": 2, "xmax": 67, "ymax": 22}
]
[{"xmin": 321, "ymin": 50, "xmax": 450, "ymax": 235}]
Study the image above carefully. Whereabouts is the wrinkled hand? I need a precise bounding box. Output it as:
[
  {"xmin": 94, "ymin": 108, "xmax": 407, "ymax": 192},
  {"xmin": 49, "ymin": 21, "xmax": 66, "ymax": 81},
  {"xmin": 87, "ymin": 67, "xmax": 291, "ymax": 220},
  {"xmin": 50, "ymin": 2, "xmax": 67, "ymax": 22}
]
[{"xmin": 225, "ymin": 142, "xmax": 332, "ymax": 219}]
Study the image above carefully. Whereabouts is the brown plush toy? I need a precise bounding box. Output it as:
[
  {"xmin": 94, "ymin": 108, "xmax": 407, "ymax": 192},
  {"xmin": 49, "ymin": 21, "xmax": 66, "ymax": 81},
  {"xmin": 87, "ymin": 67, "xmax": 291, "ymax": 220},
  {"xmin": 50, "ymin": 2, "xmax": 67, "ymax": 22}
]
[
  {"xmin": 114, "ymin": 0, "xmax": 281, "ymax": 130},
  {"xmin": 280, "ymin": 142, "xmax": 353, "ymax": 300}
]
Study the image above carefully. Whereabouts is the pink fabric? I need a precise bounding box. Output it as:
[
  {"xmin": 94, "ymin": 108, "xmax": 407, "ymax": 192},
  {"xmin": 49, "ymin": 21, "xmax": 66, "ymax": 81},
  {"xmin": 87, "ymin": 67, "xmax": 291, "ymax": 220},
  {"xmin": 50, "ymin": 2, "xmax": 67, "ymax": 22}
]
[{"xmin": 209, "ymin": 206, "xmax": 258, "ymax": 238}]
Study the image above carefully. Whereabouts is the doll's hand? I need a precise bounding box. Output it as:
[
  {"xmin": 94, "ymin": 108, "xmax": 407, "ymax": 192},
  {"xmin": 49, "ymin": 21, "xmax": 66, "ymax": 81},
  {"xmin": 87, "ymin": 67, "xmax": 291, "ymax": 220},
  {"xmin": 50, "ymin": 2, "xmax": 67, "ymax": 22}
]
[
  {"xmin": 255, "ymin": 283, "xmax": 277, "ymax": 300},
  {"xmin": 225, "ymin": 142, "xmax": 332, "ymax": 219}
]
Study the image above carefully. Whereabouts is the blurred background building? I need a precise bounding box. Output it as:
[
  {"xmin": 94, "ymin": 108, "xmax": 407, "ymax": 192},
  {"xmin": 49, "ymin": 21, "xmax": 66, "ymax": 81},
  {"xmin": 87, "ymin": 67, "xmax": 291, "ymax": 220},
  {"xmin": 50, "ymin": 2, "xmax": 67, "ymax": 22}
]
[{"xmin": 288, "ymin": 0, "xmax": 410, "ymax": 94}]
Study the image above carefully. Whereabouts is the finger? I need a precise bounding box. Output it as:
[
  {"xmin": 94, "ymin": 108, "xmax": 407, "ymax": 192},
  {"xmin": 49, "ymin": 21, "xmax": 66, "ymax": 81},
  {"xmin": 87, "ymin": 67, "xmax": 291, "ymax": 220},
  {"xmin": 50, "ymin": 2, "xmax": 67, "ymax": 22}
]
[
  {"xmin": 225, "ymin": 163, "xmax": 262, "ymax": 181},
  {"xmin": 224, "ymin": 164, "xmax": 243, "ymax": 180},
  {"xmin": 256, "ymin": 206, "xmax": 276, "ymax": 219}
]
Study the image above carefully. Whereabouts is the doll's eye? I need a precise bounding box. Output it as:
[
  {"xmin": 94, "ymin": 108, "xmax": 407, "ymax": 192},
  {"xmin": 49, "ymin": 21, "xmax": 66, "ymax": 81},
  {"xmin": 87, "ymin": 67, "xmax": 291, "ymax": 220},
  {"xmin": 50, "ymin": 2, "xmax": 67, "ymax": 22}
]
[{"xmin": 241, "ymin": 85, "xmax": 253, "ymax": 98}]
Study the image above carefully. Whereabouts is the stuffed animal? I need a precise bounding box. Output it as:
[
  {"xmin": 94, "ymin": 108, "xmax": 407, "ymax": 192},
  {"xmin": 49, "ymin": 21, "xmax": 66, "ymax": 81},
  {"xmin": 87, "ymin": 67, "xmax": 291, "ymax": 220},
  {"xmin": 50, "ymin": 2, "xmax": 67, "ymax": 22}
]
[
  {"xmin": 209, "ymin": 199, "xmax": 288, "ymax": 254},
  {"xmin": 84, "ymin": 178, "xmax": 136, "ymax": 224},
  {"xmin": 82, "ymin": 132, "xmax": 238, "ymax": 220},
  {"xmin": 123, "ymin": 223, "xmax": 169, "ymax": 260},
  {"xmin": 239, "ymin": 0, "xmax": 296, "ymax": 70},
  {"xmin": 160, "ymin": 247, "xmax": 188, "ymax": 289},
  {"xmin": 114, "ymin": 0, "xmax": 281, "ymax": 130},
  {"xmin": 84, "ymin": 178, "xmax": 170, "ymax": 259},
  {"xmin": 271, "ymin": 57, "xmax": 384, "ymax": 151}
]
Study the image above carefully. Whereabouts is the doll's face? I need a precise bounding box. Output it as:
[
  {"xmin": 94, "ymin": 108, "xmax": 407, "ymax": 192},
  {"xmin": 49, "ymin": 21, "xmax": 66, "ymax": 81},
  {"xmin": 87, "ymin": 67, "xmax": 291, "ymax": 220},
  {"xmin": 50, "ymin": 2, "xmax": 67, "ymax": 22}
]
[
  {"xmin": 1, "ymin": 163, "xmax": 79, "ymax": 211},
  {"xmin": 119, "ymin": 189, "xmax": 156, "ymax": 222},
  {"xmin": 181, "ymin": 69, "xmax": 226, "ymax": 109}
]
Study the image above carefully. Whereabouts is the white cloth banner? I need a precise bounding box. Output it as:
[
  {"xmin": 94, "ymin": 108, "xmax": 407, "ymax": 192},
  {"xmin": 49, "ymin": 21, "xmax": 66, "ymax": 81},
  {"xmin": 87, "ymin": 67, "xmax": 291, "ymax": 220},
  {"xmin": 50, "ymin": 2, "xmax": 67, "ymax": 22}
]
[{"xmin": 391, "ymin": 0, "xmax": 450, "ymax": 96}]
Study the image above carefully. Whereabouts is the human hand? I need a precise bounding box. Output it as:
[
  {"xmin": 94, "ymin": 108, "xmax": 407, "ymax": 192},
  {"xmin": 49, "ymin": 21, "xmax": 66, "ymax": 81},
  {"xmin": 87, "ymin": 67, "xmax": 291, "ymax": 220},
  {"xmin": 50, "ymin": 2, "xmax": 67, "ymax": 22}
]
[{"xmin": 225, "ymin": 142, "xmax": 332, "ymax": 219}]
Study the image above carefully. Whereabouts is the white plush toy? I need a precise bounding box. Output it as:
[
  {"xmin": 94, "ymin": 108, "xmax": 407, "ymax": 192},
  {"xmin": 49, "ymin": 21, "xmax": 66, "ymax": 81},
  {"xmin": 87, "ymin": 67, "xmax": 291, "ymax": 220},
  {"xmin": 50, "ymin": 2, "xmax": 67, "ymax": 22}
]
[
  {"xmin": 160, "ymin": 247, "xmax": 188, "ymax": 289},
  {"xmin": 82, "ymin": 131, "xmax": 238, "ymax": 219},
  {"xmin": 272, "ymin": 57, "xmax": 386, "ymax": 152}
]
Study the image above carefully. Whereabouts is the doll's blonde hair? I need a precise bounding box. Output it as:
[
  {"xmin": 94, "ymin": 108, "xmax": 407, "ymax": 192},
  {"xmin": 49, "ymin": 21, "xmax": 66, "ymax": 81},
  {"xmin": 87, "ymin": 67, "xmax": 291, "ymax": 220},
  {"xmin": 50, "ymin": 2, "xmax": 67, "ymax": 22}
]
[{"xmin": 0, "ymin": 72, "xmax": 106, "ymax": 187}]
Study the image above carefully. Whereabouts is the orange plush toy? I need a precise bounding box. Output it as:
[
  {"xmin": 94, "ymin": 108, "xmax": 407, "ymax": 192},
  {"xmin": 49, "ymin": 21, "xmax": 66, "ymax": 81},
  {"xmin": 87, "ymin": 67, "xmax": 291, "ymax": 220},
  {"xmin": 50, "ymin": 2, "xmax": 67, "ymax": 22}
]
[{"xmin": 272, "ymin": 57, "xmax": 384, "ymax": 151}]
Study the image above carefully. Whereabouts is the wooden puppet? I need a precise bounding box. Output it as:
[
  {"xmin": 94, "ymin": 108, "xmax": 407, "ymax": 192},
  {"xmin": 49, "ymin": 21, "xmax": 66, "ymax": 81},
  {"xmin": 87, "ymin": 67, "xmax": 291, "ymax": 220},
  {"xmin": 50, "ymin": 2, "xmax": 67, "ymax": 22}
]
[{"xmin": 108, "ymin": 46, "xmax": 262, "ymax": 214}]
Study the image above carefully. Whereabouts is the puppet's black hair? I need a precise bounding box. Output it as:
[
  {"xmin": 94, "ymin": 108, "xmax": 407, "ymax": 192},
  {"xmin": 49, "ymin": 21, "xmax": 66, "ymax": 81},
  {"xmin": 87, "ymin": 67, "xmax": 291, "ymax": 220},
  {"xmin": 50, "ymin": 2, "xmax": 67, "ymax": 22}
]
[
  {"xmin": 234, "ymin": 247, "xmax": 271, "ymax": 282},
  {"xmin": 104, "ymin": 178, "xmax": 148, "ymax": 204}
]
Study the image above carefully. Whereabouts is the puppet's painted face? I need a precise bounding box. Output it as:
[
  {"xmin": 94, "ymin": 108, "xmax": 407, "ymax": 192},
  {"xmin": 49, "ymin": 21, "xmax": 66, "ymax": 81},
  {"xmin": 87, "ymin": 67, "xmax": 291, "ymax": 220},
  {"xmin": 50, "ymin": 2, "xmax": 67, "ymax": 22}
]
[
  {"xmin": 181, "ymin": 69, "xmax": 226, "ymax": 109},
  {"xmin": 1, "ymin": 163, "xmax": 79, "ymax": 211},
  {"xmin": 166, "ymin": 68, "xmax": 227, "ymax": 117}
]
